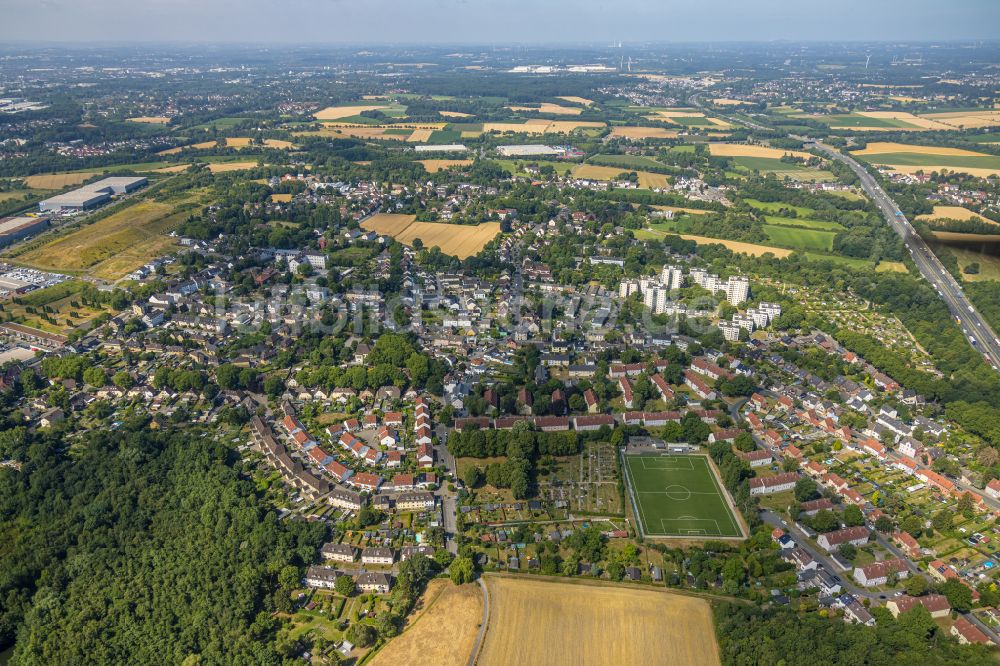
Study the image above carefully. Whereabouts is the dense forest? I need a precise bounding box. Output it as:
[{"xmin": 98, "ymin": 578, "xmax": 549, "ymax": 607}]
[
  {"xmin": 0, "ymin": 416, "xmax": 326, "ymax": 664},
  {"xmin": 715, "ymin": 603, "xmax": 994, "ymax": 665}
]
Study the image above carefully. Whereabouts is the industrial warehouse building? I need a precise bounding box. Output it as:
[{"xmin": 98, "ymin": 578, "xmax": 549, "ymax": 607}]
[
  {"xmin": 0, "ymin": 216, "xmax": 49, "ymax": 248},
  {"xmin": 38, "ymin": 176, "xmax": 148, "ymax": 213}
]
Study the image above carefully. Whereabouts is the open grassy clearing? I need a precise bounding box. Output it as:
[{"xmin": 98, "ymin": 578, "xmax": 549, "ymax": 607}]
[
  {"xmin": 361, "ymin": 213, "xmax": 500, "ymax": 259},
  {"xmin": 744, "ymin": 199, "xmax": 814, "ymax": 216},
  {"xmin": 368, "ymin": 579, "xmax": 482, "ymax": 666},
  {"xmin": 571, "ymin": 164, "xmax": 669, "ymax": 189},
  {"xmin": 479, "ymin": 576, "xmax": 719, "ymax": 666},
  {"xmin": 609, "ymin": 126, "xmax": 679, "ymax": 140},
  {"xmin": 21, "ymin": 172, "xmax": 100, "ymax": 189},
  {"xmin": 763, "ymin": 224, "xmax": 836, "ymax": 251},
  {"xmin": 763, "ymin": 215, "xmax": 846, "ymax": 231},
  {"xmin": 624, "ymin": 454, "xmax": 743, "ymax": 539},
  {"xmin": 938, "ymin": 245, "xmax": 1000, "ymax": 281},
  {"xmin": 15, "ymin": 199, "xmax": 189, "ymax": 277},
  {"xmin": 417, "ymin": 159, "xmax": 473, "ymax": 173}
]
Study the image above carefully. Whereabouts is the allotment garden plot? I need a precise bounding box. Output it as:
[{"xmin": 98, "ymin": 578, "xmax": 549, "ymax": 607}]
[{"xmin": 624, "ymin": 454, "xmax": 744, "ymax": 539}]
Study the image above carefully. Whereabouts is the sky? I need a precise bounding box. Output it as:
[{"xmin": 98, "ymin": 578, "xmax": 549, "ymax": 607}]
[{"xmin": 1, "ymin": 0, "xmax": 998, "ymax": 44}]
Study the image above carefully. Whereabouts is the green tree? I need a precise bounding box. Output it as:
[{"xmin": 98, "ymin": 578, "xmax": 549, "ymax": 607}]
[
  {"xmin": 335, "ymin": 575, "xmax": 355, "ymax": 597},
  {"xmin": 939, "ymin": 579, "xmax": 973, "ymax": 613},
  {"xmin": 462, "ymin": 465, "xmax": 483, "ymax": 489},
  {"xmin": 904, "ymin": 575, "xmax": 928, "ymax": 597},
  {"xmin": 450, "ymin": 556, "xmax": 475, "ymax": 585}
]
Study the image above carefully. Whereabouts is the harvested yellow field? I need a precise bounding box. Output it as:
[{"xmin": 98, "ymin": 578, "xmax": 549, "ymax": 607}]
[
  {"xmin": 853, "ymin": 142, "xmax": 987, "ymax": 157},
  {"xmin": 22, "ymin": 172, "xmax": 99, "ymax": 189},
  {"xmin": 207, "ymin": 162, "xmax": 259, "ymax": 173},
  {"xmin": 649, "ymin": 110, "xmax": 706, "ymax": 118},
  {"xmin": 644, "ymin": 228, "xmax": 793, "ymax": 257},
  {"xmin": 270, "ymin": 193, "xmax": 293, "ymax": 203},
  {"xmin": 929, "ymin": 231, "xmax": 1000, "ymax": 243},
  {"xmin": 17, "ymin": 200, "xmax": 185, "ymax": 276},
  {"xmin": 572, "ymin": 164, "xmax": 669, "ymax": 189},
  {"xmin": 651, "ymin": 205, "xmax": 712, "ymax": 215},
  {"xmin": 314, "ymin": 105, "xmax": 388, "ymax": 120},
  {"xmin": 916, "ymin": 205, "xmax": 995, "ymax": 223},
  {"xmin": 362, "ymin": 213, "xmax": 500, "ymax": 259},
  {"xmin": 921, "ymin": 110, "xmax": 1000, "ymax": 129},
  {"xmin": 417, "ymin": 159, "xmax": 473, "ymax": 173},
  {"xmin": 483, "ymin": 120, "xmax": 604, "ymax": 135},
  {"xmin": 856, "ymin": 112, "xmax": 953, "ymax": 131},
  {"xmin": 610, "ymin": 126, "xmax": 679, "ymax": 140},
  {"xmin": 159, "ymin": 137, "xmax": 296, "ymax": 155},
  {"xmin": 712, "ymin": 98, "xmax": 746, "ymax": 106},
  {"xmin": 479, "ymin": 577, "xmax": 719, "ymax": 666},
  {"xmin": 127, "ymin": 116, "xmax": 171, "ymax": 124},
  {"xmin": 407, "ymin": 128, "xmax": 435, "ymax": 142},
  {"xmin": 557, "ymin": 96, "xmax": 594, "ymax": 106},
  {"xmin": 369, "ymin": 579, "xmax": 482, "ymax": 666},
  {"xmin": 151, "ymin": 165, "xmax": 191, "ymax": 174},
  {"xmin": 439, "ymin": 111, "xmax": 472, "ymax": 118},
  {"xmin": 507, "ymin": 103, "xmax": 583, "ymax": 116},
  {"xmin": 708, "ymin": 143, "xmax": 811, "ymax": 159},
  {"xmin": 707, "ymin": 117, "xmax": 734, "ymax": 128},
  {"xmin": 886, "ymin": 164, "xmax": 1000, "ymax": 179}
]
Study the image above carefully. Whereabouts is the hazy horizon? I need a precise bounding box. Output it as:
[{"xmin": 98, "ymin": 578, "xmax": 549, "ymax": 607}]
[{"xmin": 1, "ymin": 0, "xmax": 998, "ymax": 44}]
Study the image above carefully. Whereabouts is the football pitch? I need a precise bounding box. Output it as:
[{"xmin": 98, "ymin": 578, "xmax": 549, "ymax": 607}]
[{"xmin": 624, "ymin": 454, "xmax": 744, "ymax": 539}]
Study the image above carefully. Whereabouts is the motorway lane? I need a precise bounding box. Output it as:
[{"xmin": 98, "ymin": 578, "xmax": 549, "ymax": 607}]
[
  {"xmin": 689, "ymin": 92, "xmax": 1000, "ymax": 371},
  {"xmin": 810, "ymin": 142, "xmax": 1000, "ymax": 370}
]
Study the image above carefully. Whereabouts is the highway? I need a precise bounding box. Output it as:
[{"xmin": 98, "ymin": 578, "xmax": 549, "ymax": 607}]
[
  {"xmin": 808, "ymin": 141, "xmax": 1000, "ymax": 370},
  {"xmin": 688, "ymin": 92, "xmax": 1000, "ymax": 371}
]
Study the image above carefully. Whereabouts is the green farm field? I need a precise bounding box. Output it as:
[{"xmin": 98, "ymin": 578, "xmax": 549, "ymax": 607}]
[
  {"xmin": 820, "ymin": 114, "xmax": 919, "ymax": 129},
  {"xmin": 763, "ymin": 224, "xmax": 836, "ymax": 251},
  {"xmin": 731, "ymin": 156, "xmax": 835, "ymax": 181},
  {"xmin": 588, "ymin": 154, "xmax": 666, "ymax": 170},
  {"xmin": 624, "ymin": 454, "xmax": 744, "ymax": 539},
  {"xmin": 745, "ymin": 199, "xmax": 814, "ymax": 216}
]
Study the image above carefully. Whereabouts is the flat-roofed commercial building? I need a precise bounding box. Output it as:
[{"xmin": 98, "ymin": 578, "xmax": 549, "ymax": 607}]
[
  {"xmin": 0, "ymin": 216, "xmax": 49, "ymax": 248},
  {"xmin": 39, "ymin": 176, "xmax": 148, "ymax": 212}
]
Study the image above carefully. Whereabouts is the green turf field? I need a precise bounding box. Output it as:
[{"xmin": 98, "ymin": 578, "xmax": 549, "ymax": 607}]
[{"xmin": 624, "ymin": 454, "xmax": 744, "ymax": 538}]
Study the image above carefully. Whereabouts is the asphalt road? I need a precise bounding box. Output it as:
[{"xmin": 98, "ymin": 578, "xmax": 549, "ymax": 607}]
[
  {"xmin": 688, "ymin": 92, "xmax": 1000, "ymax": 372},
  {"xmin": 809, "ymin": 141, "xmax": 1000, "ymax": 371}
]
